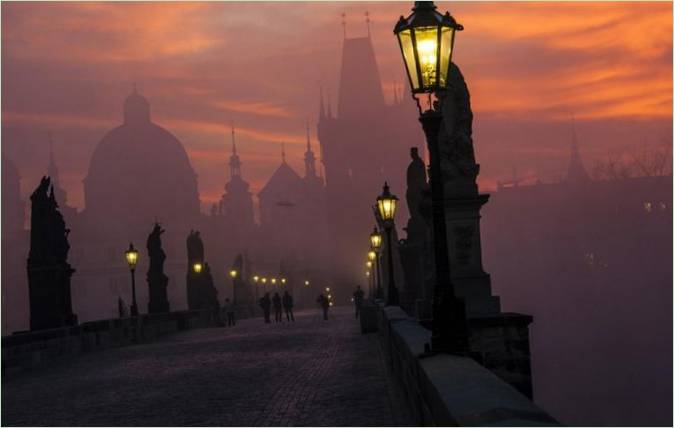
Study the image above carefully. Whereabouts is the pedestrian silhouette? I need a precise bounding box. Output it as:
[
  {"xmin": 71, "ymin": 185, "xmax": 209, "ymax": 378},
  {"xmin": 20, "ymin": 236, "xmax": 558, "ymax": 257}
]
[
  {"xmin": 282, "ymin": 291, "xmax": 295, "ymax": 322},
  {"xmin": 223, "ymin": 297, "xmax": 236, "ymax": 327},
  {"xmin": 353, "ymin": 285, "xmax": 365, "ymax": 318},
  {"xmin": 317, "ymin": 294, "xmax": 330, "ymax": 320},
  {"xmin": 117, "ymin": 297, "xmax": 127, "ymax": 318},
  {"xmin": 259, "ymin": 293, "xmax": 271, "ymax": 323},
  {"xmin": 272, "ymin": 292, "xmax": 283, "ymax": 323}
]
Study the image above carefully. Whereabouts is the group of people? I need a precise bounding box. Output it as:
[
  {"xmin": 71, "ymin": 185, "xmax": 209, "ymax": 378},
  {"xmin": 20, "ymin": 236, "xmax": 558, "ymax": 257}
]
[{"xmin": 258, "ymin": 291, "xmax": 295, "ymax": 323}]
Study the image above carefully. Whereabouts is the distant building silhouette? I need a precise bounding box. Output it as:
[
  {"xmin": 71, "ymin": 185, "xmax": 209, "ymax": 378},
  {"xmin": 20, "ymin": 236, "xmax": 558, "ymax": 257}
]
[{"xmin": 317, "ymin": 32, "xmax": 423, "ymax": 286}]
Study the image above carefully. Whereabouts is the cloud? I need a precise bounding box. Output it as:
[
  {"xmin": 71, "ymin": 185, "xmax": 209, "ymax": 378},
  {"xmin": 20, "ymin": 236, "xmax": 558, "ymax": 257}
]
[{"xmin": 2, "ymin": 2, "xmax": 671, "ymax": 212}]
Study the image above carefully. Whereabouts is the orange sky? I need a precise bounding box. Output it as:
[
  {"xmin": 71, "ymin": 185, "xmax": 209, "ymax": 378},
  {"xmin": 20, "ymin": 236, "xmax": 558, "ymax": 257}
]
[{"xmin": 2, "ymin": 1, "xmax": 672, "ymax": 210}]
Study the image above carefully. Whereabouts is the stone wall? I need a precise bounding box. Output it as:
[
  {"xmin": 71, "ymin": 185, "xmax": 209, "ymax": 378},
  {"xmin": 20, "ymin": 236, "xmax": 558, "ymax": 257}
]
[
  {"xmin": 2, "ymin": 310, "xmax": 218, "ymax": 376},
  {"xmin": 376, "ymin": 306, "xmax": 558, "ymax": 426}
]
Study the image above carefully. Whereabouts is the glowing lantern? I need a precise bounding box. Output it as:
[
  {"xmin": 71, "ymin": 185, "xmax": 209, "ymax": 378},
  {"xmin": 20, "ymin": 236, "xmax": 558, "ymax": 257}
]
[{"xmin": 393, "ymin": 1, "xmax": 463, "ymax": 93}]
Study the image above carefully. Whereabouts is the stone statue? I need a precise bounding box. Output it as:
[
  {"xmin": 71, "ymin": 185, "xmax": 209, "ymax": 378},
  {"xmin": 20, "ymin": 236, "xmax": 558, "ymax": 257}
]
[
  {"xmin": 27, "ymin": 176, "xmax": 77, "ymax": 330},
  {"xmin": 185, "ymin": 230, "xmax": 219, "ymax": 310},
  {"xmin": 146, "ymin": 222, "xmax": 170, "ymax": 313},
  {"xmin": 437, "ymin": 63, "xmax": 479, "ymax": 196},
  {"xmin": 405, "ymin": 147, "xmax": 428, "ymax": 240}
]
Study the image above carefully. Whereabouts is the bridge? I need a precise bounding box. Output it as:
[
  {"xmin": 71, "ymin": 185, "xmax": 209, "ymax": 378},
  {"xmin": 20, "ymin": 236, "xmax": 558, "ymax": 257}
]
[{"xmin": 2, "ymin": 304, "xmax": 557, "ymax": 426}]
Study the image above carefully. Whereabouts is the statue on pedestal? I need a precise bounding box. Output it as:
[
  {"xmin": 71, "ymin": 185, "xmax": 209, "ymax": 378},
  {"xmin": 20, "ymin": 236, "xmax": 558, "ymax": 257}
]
[
  {"xmin": 27, "ymin": 176, "xmax": 77, "ymax": 330},
  {"xmin": 146, "ymin": 222, "xmax": 170, "ymax": 313},
  {"xmin": 185, "ymin": 230, "xmax": 218, "ymax": 310}
]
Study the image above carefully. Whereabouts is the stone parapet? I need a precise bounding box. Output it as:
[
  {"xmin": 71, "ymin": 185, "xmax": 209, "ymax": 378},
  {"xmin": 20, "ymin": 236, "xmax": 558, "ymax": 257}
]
[
  {"xmin": 377, "ymin": 306, "xmax": 558, "ymax": 426},
  {"xmin": 1, "ymin": 309, "xmax": 219, "ymax": 377}
]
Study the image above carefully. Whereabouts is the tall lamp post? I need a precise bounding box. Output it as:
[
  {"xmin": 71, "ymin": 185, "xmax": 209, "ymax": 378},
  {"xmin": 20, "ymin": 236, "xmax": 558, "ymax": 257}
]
[
  {"xmin": 376, "ymin": 182, "xmax": 399, "ymax": 306},
  {"xmin": 369, "ymin": 227, "xmax": 383, "ymax": 299},
  {"xmin": 367, "ymin": 250, "xmax": 377, "ymax": 298},
  {"xmin": 393, "ymin": 1, "xmax": 469, "ymax": 353},
  {"xmin": 124, "ymin": 243, "xmax": 139, "ymax": 317}
]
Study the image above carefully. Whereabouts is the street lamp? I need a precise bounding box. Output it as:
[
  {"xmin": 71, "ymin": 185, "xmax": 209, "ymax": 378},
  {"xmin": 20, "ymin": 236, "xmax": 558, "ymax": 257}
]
[
  {"xmin": 369, "ymin": 227, "xmax": 383, "ymax": 299},
  {"xmin": 393, "ymin": 1, "xmax": 469, "ymax": 354},
  {"xmin": 193, "ymin": 262, "xmax": 203, "ymax": 274},
  {"xmin": 377, "ymin": 182, "xmax": 400, "ymax": 305},
  {"xmin": 124, "ymin": 243, "xmax": 139, "ymax": 317},
  {"xmin": 229, "ymin": 269, "xmax": 238, "ymax": 279},
  {"xmin": 281, "ymin": 278, "xmax": 287, "ymax": 284},
  {"xmin": 253, "ymin": 275, "xmax": 260, "ymax": 283},
  {"xmin": 304, "ymin": 280, "xmax": 310, "ymax": 286}
]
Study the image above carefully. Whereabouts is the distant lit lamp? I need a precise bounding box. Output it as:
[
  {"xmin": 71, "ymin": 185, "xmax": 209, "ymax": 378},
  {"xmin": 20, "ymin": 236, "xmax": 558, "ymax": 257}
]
[
  {"xmin": 193, "ymin": 262, "xmax": 203, "ymax": 274},
  {"xmin": 253, "ymin": 275, "xmax": 260, "ymax": 283},
  {"xmin": 393, "ymin": 1, "xmax": 468, "ymax": 354},
  {"xmin": 229, "ymin": 269, "xmax": 238, "ymax": 278},
  {"xmin": 369, "ymin": 227, "xmax": 383, "ymax": 299},
  {"xmin": 304, "ymin": 280, "xmax": 310, "ymax": 286},
  {"xmin": 369, "ymin": 227, "xmax": 382, "ymax": 251},
  {"xmin": 281, "ymin": 278, "xmax": 287, "ymax": 284},
  {"xmin": 261, "ymin": 277, "xmax": 267, "ymax": 284},
  {"xmin": 377, "ymin": 182, "xmax": 400, "ymax": 305},
  {"xmin": 271, "ymin": 278, "xmax": 277, "ymax": 285},
  {"xmin": 124, "ymin": 243, "xmax": 139, "ymax": 317}
]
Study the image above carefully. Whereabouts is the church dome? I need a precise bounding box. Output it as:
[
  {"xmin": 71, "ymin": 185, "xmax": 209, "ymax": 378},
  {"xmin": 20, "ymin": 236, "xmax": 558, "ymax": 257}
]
[{"xmin": 83, "ymin": 89, "xmax": 200, "ymax": 233}]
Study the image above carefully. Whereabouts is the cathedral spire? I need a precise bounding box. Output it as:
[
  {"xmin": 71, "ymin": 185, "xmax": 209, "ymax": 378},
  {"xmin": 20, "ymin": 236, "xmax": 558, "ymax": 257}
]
[
  {"xmin": 281, "ymin": 142, "xmax": 286, "ymax": 164},
  {"xmin": 319, "ymin": 85, "xmax": 326, "ymax": 120},
  {"xmin": 565, "ymin": 116, "xmax": 590, "ymax": 184},
  {"xmin": 304, "ymin": 120, "xmax": 317, "ymax": 179},
  {"xmin": 365, "ymin": 11, "xmax": 371, "ymax": 38},
  {"xmin": 229, "ymin": 125, "xmax": 241, "ymax": 179}
]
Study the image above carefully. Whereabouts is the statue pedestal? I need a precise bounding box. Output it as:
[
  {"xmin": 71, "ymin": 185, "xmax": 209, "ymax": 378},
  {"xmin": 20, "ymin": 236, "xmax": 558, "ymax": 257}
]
[
  {"xmin": 468, "ymin": 313, "xmax": 534, "ymax": 399},
  {"xmin": 443, "ymin": 194, "xmax": 501, "ymax": 316},
  {"xmin": 27, "ymin": 263, "xmax": 77, "ymax": 330}
]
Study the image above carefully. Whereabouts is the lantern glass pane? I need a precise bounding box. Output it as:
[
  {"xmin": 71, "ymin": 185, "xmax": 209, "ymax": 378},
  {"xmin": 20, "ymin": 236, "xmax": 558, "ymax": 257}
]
[
  {"xmin": 398, "ymin": 29, "xmax": 420, "ymax": 91},
  {"xmin": 439, "ymin": 27, "xmax": 454, "ymax": 88},
  {"xmin": 378, "ymin": 198, "xmax": 397, "ymax": 221},
  {"xmin": 414, "ymin": 26, "xmax": 439, "ymax": 88}
]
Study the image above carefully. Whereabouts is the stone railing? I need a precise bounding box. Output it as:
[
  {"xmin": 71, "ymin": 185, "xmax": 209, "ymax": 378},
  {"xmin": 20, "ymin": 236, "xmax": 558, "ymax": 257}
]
[
  {"xmin": 1, "ymin": 309, "xmax": 218, "ymax": 376},
  {"xmin": 376, "ymin": 305, "xmax": 559, "ymax": 426}
]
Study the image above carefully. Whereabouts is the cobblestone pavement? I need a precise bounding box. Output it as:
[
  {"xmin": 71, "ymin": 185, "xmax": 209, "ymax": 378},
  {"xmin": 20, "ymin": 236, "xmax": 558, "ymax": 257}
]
[{"xmin": 2, "ymin": 307, "xmax": 412, "ymax": 426}]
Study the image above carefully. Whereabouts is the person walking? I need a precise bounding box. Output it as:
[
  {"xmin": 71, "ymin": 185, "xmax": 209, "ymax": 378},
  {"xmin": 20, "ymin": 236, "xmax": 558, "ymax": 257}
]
[
  {"xmin": 282, "ymin": 291, "xmax": 295, "ymax": 322},
  {"xmin": 353, "ymin": 285, "xmax": 365, "ymax": 319},
  {"xmin": 272, "ymin": 292, "xmax": 283, "ymax": 323},
  {"xmin": 259, "ymin": 293, "xmax": 271, "ymax": 323},
  {"xmin": 223, "ymin": 298, "xmax": 236, "ymax": 327},
  {"xmin": 317, "ymin": 294, "xmax": 330, "ymax": 320}
]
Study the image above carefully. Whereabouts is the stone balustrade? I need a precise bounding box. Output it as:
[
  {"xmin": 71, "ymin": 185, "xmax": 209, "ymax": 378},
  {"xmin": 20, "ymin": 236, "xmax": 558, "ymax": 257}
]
[
  {"xmin": 1, "ymin": 309, "xmax": 218, "ymax": 376},
  {"xmin": 376, "ymin": 305, "xmax": 559, "ymax": 426}
]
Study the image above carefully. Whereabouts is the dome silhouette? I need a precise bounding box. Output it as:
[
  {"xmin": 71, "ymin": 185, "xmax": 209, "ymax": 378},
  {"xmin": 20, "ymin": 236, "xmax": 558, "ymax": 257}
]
[{"xmin": 83, "ymin": 88, "xmax": 200, "ymax": 233}]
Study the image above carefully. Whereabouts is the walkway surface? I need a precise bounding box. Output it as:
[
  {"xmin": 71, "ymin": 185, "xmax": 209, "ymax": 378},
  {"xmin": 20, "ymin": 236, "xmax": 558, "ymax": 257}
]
[{"xmin": 2, "ymin": 307, "xmax": 411, "ymax": 426}]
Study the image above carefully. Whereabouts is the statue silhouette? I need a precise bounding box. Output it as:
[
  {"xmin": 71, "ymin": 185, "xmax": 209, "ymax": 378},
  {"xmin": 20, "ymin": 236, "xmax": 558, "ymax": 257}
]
[
  {"xmin": 437, "ymin": 63, "xmax": 479, "ymax": 197},
  {"xmin": 146, "ymin": 222, "xmax": 170, "ymax": 313},
  {"xmin": 27, "ymin": 176, "xmax": 77, "ymax": 330},
  {"xmin": 185, "ymin": 230, "xmax": 219, "ymax": 311}
]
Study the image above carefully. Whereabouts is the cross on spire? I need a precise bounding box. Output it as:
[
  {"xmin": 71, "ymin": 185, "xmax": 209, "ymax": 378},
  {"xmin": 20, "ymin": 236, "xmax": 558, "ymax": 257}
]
[
  {"xmin": 281, "ymin": 142, "xmax": 286, "ymax": 163},
  {"xmin": 365, "ymin": 11, "xmax": 371, "ymax": 37},
  {"xmin": 306, "ymin": 119, "xmax": 312, "ymax": 151},
  {"xmin": 231, "ymin": 124, "xmax": 237, "ymax": 155},
  {"xmin": 341, "ymin": 12, "xmax": 347, "ymax": 39}
]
